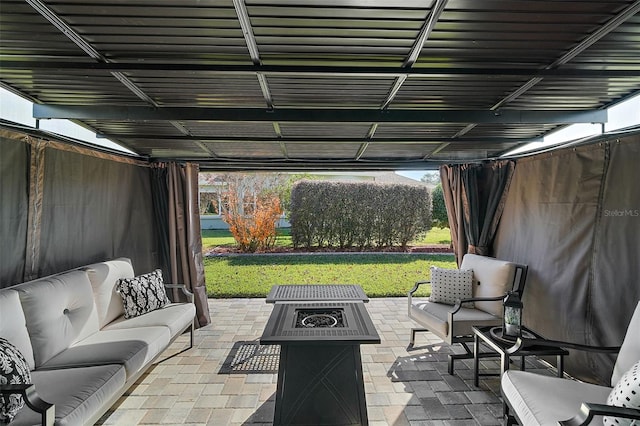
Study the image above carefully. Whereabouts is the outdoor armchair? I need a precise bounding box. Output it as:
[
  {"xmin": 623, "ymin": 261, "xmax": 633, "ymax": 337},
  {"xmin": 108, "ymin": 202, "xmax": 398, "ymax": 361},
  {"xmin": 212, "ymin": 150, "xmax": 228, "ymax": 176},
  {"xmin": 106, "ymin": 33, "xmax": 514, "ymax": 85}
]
[
  {"xmin": 408, "ymin": 253, "xmax": 528, "ymax": 375},
  {"xmin": 501, "ymin": 301, "xmax": 640, "ymax": 425}
]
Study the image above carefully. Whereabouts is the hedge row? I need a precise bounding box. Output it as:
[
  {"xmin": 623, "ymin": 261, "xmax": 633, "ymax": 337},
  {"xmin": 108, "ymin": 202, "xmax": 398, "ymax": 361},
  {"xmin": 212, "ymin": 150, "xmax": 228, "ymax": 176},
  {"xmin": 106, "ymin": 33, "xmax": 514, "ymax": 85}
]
[{"xmin": 289, "ymin": 180, "xmax": 431, "ymax": 249}]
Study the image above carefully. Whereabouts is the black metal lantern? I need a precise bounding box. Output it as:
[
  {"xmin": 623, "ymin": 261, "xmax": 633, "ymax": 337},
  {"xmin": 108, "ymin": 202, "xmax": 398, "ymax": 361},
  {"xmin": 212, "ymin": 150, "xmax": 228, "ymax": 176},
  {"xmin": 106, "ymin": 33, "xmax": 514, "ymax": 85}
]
[{"xmin": 503, "ymin": 291, "xmax": 523, "ymax": 338}]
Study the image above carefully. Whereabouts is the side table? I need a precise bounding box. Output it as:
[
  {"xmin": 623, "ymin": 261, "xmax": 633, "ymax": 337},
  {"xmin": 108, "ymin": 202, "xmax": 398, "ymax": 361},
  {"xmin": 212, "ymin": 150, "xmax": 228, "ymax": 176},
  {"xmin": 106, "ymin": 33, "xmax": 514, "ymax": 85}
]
[{"xmin": 472, "ymin": 325, "xmax": 569, "ymax": 388}]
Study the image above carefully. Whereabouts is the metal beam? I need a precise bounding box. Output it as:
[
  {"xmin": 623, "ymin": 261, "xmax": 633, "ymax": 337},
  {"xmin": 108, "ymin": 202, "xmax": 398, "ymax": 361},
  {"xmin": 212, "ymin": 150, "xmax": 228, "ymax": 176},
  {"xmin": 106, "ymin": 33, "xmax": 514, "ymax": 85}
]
[
  {"xmin": 34, "ymin": 105, "xmax": 608, "ymax": 124},
  {"xmin": 3, "ymin": 61, "xmax": 638, "ymax": 79},
  {"xmin": 95, "ymin": 135, "xmax": 531, "ymax": 145}
]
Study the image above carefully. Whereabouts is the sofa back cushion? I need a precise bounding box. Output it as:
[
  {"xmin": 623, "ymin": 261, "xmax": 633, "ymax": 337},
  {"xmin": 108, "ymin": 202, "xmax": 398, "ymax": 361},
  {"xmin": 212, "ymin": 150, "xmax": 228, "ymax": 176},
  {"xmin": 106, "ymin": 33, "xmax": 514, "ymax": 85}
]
[
  {"xmin": 84, "ymin": 258, "xmax": 134, "ymax": 328},
  {"xmin": 0, "ymin": 290, "xmax": 35, "ymax": 370},
  {"xmin": 611, "ymin": 301, "xmax": 640, "ymax": 387},
  {"xmin": 460, "ymin": 254, "xmax": 516, "ymax": 317},
  {"xmin": 16, "ymin": 270, "xmax": 100, "ymax": 367}
]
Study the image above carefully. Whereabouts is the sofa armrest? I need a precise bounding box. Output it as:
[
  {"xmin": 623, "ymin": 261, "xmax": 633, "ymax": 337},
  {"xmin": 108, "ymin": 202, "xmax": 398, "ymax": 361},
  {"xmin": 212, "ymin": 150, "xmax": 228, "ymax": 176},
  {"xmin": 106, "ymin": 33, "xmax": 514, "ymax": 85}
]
[
  {"xmin": 164, "ymin": 284, "xmax": 194, "ymax": 303},
  {"xmin": 507, "ymin": 337, "xmax": 620, "ymax": 355},
  {"xmin": 558, "ymin": 402, "xmax": 640, "ymax": 426},
  {"xmin": 0, "ymin": 384, "xmax": 55, "ymax": 426}
]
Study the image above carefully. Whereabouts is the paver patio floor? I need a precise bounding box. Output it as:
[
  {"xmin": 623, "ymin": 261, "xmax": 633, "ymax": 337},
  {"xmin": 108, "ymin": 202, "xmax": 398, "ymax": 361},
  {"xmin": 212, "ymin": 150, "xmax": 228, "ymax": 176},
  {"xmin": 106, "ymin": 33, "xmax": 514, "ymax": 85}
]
[{"xmin": 97, "ymin": 298, "xmax": 557, "ymax": 425}]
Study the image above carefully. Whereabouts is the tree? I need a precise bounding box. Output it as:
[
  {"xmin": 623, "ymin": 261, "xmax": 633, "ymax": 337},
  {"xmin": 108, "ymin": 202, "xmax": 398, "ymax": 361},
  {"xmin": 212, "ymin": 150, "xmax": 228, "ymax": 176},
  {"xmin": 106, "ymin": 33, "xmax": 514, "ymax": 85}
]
[
  {"xmin": 431, "ymin": 183, "xmax": 449, "ymax": 229},
  {"xmin": 420, "ymin": 171, "xmax": 441, "ymax": 186}
]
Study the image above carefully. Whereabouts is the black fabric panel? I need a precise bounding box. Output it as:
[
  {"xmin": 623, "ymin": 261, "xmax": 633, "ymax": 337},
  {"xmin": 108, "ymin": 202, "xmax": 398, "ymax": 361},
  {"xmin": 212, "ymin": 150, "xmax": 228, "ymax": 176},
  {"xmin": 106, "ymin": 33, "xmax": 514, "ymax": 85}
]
[
  {"xmin": 0, "ymin": 137, "xmax": 29, "ymax": 286},
  {"xmin": 493, "ymin": 143, "xmax": 607, "ymax": 383},
  {"xmin": 38, "ymin": 148, "xmax": 159, "ymax": 277}
]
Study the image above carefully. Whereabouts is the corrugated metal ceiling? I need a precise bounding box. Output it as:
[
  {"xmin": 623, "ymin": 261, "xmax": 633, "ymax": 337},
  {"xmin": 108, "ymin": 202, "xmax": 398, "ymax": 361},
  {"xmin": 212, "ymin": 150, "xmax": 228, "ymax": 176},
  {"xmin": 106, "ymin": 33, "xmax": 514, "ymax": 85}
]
[{"xmin": 1, "ymin": 0, "xmax": 639, "ymax": 170}]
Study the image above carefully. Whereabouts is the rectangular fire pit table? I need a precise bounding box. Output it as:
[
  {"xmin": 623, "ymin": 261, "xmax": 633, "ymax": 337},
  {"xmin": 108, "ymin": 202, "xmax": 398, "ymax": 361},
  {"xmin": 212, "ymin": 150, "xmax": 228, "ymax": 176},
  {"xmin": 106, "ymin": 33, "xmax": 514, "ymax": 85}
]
[
  {"xmin": 260, "ymin": 301, "xmax": 380, "ymax": 426},
  {"xmin": 266, "ymin": 284, "xmax": 369, "ymax": 303}
]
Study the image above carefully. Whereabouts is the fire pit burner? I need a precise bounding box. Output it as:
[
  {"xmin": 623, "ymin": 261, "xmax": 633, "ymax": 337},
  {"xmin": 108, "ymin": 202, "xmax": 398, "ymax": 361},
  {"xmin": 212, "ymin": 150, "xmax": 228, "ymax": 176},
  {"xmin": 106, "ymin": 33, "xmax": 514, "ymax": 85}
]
[{"xmin": 295, "ymin": 309, "xmax": 345, "ymax": 328}]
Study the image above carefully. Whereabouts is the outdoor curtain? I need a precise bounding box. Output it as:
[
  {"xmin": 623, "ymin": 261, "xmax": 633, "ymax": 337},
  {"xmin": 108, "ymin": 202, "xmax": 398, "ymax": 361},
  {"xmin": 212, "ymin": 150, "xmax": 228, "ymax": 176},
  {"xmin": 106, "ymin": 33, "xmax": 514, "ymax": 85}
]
[
  {"xmin": 153, "ymin": 162, "xmax": 211, "ymax": 328},
  {"xmin": 440, "ymin": 160, "xmax": 515, "ymax": 265}
]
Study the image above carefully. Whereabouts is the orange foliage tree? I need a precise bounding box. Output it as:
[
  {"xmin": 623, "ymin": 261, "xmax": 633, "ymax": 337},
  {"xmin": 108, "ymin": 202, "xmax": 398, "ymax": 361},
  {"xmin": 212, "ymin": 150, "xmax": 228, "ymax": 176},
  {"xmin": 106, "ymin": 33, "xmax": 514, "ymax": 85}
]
[{"xmin": 220, "ymin": 174, "xmax": 284, "ymax": 252}]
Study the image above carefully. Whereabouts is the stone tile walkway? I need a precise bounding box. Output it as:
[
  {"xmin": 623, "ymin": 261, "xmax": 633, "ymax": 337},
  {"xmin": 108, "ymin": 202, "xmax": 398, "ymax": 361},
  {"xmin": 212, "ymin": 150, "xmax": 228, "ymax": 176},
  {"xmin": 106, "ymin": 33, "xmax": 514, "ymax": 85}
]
[{"xmin": 97, "ymin": 298, "xmax": 557, "ymax": 425}]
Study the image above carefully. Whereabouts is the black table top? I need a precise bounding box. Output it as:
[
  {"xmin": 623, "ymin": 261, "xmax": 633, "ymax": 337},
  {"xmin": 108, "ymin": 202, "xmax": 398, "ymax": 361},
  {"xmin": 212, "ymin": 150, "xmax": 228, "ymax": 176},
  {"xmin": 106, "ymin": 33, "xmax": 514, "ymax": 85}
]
[
  {"xmin": 473, "ymin": 325, "xmax": 570, "ymax": 356},
  {"xmin": 265, "ymin": 284, "xmax": 369, "ymax": 303},
  {"xmin": 260, "ymin": 301, "xmax": 380, "ymax": 345}
]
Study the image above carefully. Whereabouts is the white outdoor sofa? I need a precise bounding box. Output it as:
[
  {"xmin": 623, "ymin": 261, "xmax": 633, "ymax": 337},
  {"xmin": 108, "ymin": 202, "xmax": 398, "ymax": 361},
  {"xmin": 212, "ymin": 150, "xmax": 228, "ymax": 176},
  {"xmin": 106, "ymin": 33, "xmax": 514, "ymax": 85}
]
[
  {"xmin": 0, "ymin": 258, "xmax": 196, "ymax": 426},
  {"xmin": 501, "ymin": 301, "xmax": 640, "ymax": 425}
]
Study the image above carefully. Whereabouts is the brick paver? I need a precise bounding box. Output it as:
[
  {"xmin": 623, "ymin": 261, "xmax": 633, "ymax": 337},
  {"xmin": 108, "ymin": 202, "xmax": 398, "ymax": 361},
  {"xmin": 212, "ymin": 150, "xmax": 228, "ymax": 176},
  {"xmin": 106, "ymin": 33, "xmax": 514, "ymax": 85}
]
[{"xmin": 97, "ymin": 298, "xmax": 556, "ymax": 425}]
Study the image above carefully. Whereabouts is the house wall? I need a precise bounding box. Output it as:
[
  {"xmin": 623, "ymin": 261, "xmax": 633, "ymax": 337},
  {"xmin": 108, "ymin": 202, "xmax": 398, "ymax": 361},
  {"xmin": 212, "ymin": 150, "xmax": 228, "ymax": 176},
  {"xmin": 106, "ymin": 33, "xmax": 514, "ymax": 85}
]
[
  {"xmin": 493, "ymin": 133, "xmax": 640, "ymax": 385},
  {"xmin": 0, "ymin": 129, "xmax": 160, "ymax": 287}
]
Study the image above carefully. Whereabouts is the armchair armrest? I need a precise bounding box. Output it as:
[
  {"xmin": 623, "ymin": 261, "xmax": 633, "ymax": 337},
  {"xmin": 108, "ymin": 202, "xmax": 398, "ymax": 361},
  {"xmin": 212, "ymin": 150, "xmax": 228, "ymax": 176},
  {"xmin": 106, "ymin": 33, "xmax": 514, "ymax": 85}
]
[
  {"xmin": 450, "ymin": 295, "xmax": 505, "ymax": 315},
  {"xmin": 164, "ymin": 284, "xmax": 194, "ymax": 303},
  {"xmin": 0, "ymin": 384, "xmax": 55, "ymax": 426},
  {"xmin": 408, "ymin": 280, "xmax": 430, "ymax": 296},
  {"xmin": 507, "ymin": 337, "xmax": 620, "ymax": 355},
  {"xmin": 559, "ymin": 402, "xmax": 640, "ymax": 426}
]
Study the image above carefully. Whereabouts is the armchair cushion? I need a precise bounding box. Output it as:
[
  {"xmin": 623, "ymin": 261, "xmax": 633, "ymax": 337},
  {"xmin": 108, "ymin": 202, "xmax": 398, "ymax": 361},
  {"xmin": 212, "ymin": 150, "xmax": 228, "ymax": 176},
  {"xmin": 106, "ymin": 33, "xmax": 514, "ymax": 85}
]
[
  {"xmin": 410, "ymin": 300, "xmax": 499, "ymax": 340},
  {"xmin": 429, "ymin": 266, "xmax": 474, "ymax": 306},
  {"xmin": 0, "ymin": 338, "xmax": 32, "ymax": 423},
  {"xmin": 502, "ymin": 370, "xmax": 612, "ymax": 426},
  {"xmin": 460, "ymin": 254, "xmax": 515, "ymax": 316},
  {"xmin": 605, "ymin": 360, "xmax": 640, "ymax": 425}
]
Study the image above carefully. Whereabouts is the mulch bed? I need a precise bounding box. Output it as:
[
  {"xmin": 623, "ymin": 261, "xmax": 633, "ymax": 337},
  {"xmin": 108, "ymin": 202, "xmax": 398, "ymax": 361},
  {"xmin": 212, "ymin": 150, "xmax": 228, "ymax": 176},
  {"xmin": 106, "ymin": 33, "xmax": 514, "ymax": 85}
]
[{"xmin": 205, "ymin": 244, "xmax": 453, "ymax": 256}]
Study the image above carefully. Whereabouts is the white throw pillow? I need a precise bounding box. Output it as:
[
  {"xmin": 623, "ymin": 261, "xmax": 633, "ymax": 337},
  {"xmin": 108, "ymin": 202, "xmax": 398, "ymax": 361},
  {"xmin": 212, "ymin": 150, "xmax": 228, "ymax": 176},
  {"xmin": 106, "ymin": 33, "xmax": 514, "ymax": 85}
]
[
  {"xmin": 604, "ymin": 359, "xmax": 640, "ymax": 425},
  {"xmin": 429, "ymin": 266, "xmax": 474, "ymax": 306},
  {"xmin": 116, "ymin": 269, "xmax": 171, "ymax": 319}
]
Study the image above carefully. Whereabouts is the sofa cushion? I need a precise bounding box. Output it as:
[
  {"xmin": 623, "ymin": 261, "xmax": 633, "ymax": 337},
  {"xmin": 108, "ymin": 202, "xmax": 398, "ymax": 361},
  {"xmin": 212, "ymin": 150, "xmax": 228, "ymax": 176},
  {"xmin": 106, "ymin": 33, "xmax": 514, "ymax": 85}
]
[
  {"xmin": 11, "ymin": 364, "xmax": 126, "ymax": 426},
  {"xmin": 604, "ymin": 359, "xmax": 640, "ymax": 426},
  {"xmin": 104, "ymin": 303, "xmax": 195, "ymax": 338},
  {"xmin": 84, "ymin": 258, "xmax": 134, "ymax": 328},
  {"xmin": 612, "ymin": 302, "xmax": 640, "ymax": 387},
  {"xmin": 16, "ymin": 270, "xmax": 100, "ymax": 367},
  {"xmin": 429, "ymin": 266, "xmax": 474, "ymax": 306},
  {"xmin": 502, "ymin": 370, "xmax": 611, "ymax": 426},
  {"xmin": 39, "ymin": 326, "xmax": 171, "ymax": 378},
  {"xmin": 0, "ymin": 338, "xmax": 32, "ymax": 423},
  {"xmin": 0, "ymin": 290, "xmax": 35, "ymax": 370},
  {"xmin": 116, "ymin": 269, "xmax": 171, "ymax": 319},
  {"xmin": 460, "ymin": 254, "xmax": 515, "ymax": 317}
]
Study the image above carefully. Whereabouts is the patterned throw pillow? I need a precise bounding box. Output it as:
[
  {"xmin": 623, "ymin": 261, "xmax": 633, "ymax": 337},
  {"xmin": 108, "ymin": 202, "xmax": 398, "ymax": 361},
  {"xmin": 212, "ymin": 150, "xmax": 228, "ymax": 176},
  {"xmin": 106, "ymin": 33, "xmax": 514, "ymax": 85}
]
[
  {"xmin": 0, "ymin": 338, "xmax": 32, "ymax": 423},
  {"xmin": 116, "ymin": 269, "xmax": 170, "ymax": 319},
  {"xmin": 429, "ymin": 266, "xmax": 474, "ymax": 306},
  {"xmin": 604, "ymin": 359, "xmax": 640, "ymax": 425}
]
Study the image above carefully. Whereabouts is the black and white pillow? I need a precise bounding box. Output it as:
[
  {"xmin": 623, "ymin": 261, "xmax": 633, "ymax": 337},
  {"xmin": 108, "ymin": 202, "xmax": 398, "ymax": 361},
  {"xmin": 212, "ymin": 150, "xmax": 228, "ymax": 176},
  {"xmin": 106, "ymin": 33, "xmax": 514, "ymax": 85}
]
[
  {"xmin": 429, "ymin": 266, "xmax": 474, "ymax": 306},
  {"xmin": 0, "ymin": 338, "xmax": 32, "ymax": 423},
  {"xmin": 604, "ymin": 359, "xmax": 640, "ymax": 425},
  {"xmin": 116, "ymin": 269, "xmax": 171, "ymax": 319}
]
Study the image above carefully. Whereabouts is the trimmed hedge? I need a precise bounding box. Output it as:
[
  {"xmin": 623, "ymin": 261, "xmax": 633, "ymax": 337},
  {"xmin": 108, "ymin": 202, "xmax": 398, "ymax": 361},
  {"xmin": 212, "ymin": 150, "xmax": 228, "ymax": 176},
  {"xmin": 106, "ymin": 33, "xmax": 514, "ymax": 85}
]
[{"xmin": 289, "ymin": 180, "xmax": 431, "ymax": 249}]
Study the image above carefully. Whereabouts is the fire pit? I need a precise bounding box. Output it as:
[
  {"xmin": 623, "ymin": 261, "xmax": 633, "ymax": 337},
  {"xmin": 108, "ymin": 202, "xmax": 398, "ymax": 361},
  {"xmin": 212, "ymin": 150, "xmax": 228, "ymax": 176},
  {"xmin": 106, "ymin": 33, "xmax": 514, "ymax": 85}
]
[
  {"xmin": 295, "ymin": 308, "xmax": 345, "ymax": 328},
  {"xmin": 261, "ymin": 302, "xmax": 380, "ymax": 425}
]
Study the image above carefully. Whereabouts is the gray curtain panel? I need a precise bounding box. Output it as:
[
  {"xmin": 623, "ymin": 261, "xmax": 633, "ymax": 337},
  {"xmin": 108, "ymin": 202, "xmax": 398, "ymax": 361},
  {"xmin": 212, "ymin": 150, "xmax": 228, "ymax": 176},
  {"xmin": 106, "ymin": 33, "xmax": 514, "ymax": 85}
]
[
  {"xmin": 0, "ymin": 135, "xmax": 29, "ymax": 286},
  {"xmin": 440, "ymin": 165, "xmax": 467, "ymax": 266},
  {"xmin": 162, "ymin": 162, "xmax": 211, "ymax": 328},
  {"xmin": 440, "ymin": 161, "xmax": 515, "ymax": 265},
  {"xmin": 493, "ymin": 135, "xmax": 640, "ymax": 385}
]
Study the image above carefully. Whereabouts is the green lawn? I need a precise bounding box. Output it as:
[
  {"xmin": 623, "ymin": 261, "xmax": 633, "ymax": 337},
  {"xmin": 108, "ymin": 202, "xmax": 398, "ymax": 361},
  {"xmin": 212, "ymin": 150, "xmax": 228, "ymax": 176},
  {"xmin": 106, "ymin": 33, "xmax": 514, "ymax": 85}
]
[
  {"xmin": 202, "ymin": 227, "xmax": 451, "ymax": 251},
  {"xmin": 204, "ymin": 253, "xmax": 456, "ymax": 298}
]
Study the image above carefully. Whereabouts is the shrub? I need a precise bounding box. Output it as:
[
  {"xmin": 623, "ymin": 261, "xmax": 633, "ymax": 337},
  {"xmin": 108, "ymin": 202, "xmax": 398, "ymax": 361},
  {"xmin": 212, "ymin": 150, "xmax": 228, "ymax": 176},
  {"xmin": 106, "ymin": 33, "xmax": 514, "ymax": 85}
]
[
  {"xmin": 290, "ymin": 180, "xmax": 431, "ymax": 249},
  {"xmin": 220, "ymin": 176, "xmax": 284, "ymax": 252}
]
